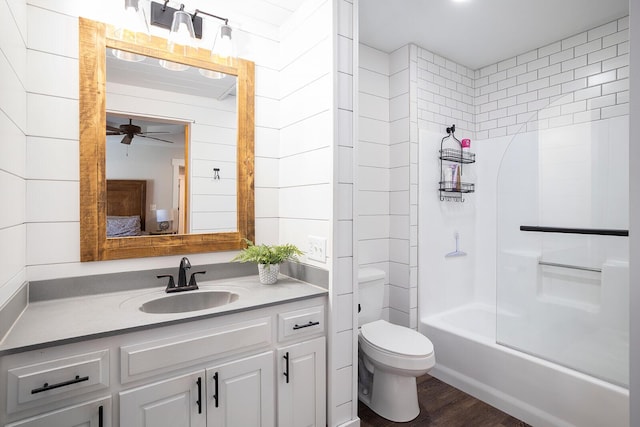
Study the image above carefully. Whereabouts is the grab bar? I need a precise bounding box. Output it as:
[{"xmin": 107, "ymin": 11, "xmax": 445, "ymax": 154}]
[
  {"xmin": 520, "ymin": 226, "xmax": 628, "ymax": 236},
  {"xmin": 538, "ymin": 261, "xmax": 601, "ymax": 273}
]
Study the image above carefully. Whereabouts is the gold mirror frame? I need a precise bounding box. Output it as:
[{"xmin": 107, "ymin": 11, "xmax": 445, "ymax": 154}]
[{"xmin": 79, "ymin": 18, "xmax": 254, "ymax": 261}]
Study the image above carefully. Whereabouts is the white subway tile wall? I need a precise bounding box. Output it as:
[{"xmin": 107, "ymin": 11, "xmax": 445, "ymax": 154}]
[
  {"xmin": 334, "ymin": 1, "xmax": 357, "ymax": 424},
  {"xmin": 0, "ymin": 0, "xmax": 27, "ymax": 305},
  {"xmin": 359, "ymin": 16, "xmax": 629, "ymax": 332},
  {"xmin": 358, "ymin": 43, "xmax": 391, "ymax": 317},
  {"xmin": 471, "ymin": 17, "xmax": 629, "ymax": 139}
]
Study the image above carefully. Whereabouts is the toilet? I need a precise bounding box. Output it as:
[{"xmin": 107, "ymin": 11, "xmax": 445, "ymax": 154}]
[{"xmin": 357, "ymin": 268, "xmax": 435, "ymax": 422}]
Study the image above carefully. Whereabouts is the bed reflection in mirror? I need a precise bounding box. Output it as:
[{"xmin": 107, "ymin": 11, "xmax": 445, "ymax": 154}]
[{"xmin": 106, "ymin": 51, "xmax": 238, "ymax": 238}]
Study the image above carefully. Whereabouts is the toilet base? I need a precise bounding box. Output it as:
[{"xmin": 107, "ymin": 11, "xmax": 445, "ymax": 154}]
[{"xmin": 358, "ymin": 369, "xmax": 420, "ymax": 422}]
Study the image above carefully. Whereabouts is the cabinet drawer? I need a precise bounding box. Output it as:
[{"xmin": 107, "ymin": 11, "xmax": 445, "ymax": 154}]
[
  {"xmin": 278, "ymin": 305, "xmax": 324, "ymax": 341},
  {"xmin": 7, "ymin": 350, "xmax": 110, "ymax": 414},
  {"xmin": 121, "ymin": 317, "xmax": 272, "ymax": 384},
  {"xmin": 6, "ymin": 396, "xmax": 111, "ymax": 427}
]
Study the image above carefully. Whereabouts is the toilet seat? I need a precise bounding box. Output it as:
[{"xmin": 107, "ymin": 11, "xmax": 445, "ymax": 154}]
[{"xmin": 360, "ymin": 320, "xmax": 433, "ymax": 357}]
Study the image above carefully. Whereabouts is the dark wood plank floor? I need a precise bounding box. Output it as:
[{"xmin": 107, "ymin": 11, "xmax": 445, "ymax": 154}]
[{"xmin": 358, "ymin": 375, "xmax": 530, "ymax": 427}]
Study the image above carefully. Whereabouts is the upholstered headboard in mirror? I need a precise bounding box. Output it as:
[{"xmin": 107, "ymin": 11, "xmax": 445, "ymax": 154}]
[{"xmin": 106, "ymin": 180, "xmax": 146, "ymax": 237}]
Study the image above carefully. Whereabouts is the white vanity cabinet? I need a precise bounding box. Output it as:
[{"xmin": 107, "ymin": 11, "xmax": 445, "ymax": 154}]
[
  {"xmin": 6, "ymin": 397, "xmax": 111, "ymax": 427},
  {"xmin": 206, "ymin": 351, "xmax": 274, "ymax": 427},
  {"xmin": 0, "ymin": 346, "xmax": 112, "ymax": 427},
  {"xmin": 277, "ymin": 337, "xmax": 326, "ymax": 427},
  {"xmin": 119, "ymin": 352, "xmax": 274, "ymax": 427},
  {"xmin": 120, "ymin": 370, "xmax": 206, "ymax": 427},
  {"xmin": 0, "ymin": 296, "xmax": 326, "ymax": 427}
]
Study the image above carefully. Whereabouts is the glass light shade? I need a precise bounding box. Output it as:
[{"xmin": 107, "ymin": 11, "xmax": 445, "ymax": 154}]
[
  {"xmin": 211, "ymin": 24, "xmax": 235, "ymax": 59},
  {"xmin": 169, "ymin": 11, "xmax": 196, "ymax": 52},
  {"xmin": 198, "ymin": 69, "xmax": 224, "ymax": 79},
  {"xmin": 160, "ymin": 10, "xmax": 196, "ymax": 71},
  {"xmin": 158, "ymin": 59, "xmax": 190, "ymax": 71},
  {"xmin": 113, "ymin": 0, "xmax": 149, "ymax": 62}
]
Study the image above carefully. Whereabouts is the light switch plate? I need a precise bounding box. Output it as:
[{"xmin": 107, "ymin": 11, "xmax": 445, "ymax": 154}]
[{"xmin": 308, "ymin": 236, "xmax": 326, "ymax": 263}]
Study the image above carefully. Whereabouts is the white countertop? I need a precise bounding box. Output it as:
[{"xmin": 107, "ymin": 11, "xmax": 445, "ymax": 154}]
[{"xmin": 0, "ymin": 275, "xmax": 327, "ymax": 355}]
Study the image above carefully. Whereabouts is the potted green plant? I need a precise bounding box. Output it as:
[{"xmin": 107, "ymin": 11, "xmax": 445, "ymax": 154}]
[{"xmin": 232, "ymin": 240, "xmax": 304, "ymax": 284}]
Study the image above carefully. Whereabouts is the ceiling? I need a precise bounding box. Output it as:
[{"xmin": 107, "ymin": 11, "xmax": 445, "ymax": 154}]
[
  {"xmin": 359, "ymin": 0, "xmax": 629, "ymax": 70},
  {"xmin": 106, "ymin": 51, "xmax": 237, "ymax": 101}
]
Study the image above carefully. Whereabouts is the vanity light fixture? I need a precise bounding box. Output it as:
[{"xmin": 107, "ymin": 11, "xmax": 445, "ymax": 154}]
[
  {"xmin": 112, "ymin": 0, "xmax": 150, "ymax": 62},
  {"xmin": 148, "ymin": 1, "xmax": 234, "ymax": 73}
]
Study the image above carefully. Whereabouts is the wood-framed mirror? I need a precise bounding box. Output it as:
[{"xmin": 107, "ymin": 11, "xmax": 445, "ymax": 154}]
[{"xmin": 79, "ymin": 18, "xmax": 254, "ymax": 261}]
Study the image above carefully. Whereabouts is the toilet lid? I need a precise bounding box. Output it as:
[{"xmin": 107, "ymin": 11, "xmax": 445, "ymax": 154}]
[{"xmin": 361, "ymin": 320, "xmax": 434, "ymax": 356}]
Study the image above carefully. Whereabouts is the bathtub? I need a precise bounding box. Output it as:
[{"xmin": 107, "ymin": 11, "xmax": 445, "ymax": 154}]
[{"xmin": 421, "ymin": 303, "xmax": 629, "ymax": 427}]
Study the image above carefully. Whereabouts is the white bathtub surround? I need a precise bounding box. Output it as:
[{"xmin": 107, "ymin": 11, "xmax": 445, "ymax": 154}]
[
  {"xmin": 495, "ymin": 116, "xmax": 629, "ymax": 385},
  {"xmin": 418, "ymin": 115, "xmax": 630, "ymax": 424},
  {"xmin": 410, "ymin": 16, "xmax": 630, "ymax": 425},
  {"xmin": 422, "ymin": 304, "xmax": 629, "ymax": 427}
]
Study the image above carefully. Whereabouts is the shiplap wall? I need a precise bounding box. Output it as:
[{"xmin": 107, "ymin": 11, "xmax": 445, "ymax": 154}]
[
  {"xmin": 278, "ymin": 0, "xmax": 332, "ymax": 255},
  {"xmin": 2, "ymin": 0, "xmax": 359, "ymax": 425},
  {"xmin": 0, "ymin": 0, "xmax": 27, "ymax": 308},
  {"xmin": 21, "ymin": 0, "xmax": 292, "ymax": 280},
  {"xmin": 279, "ymin": 0, "xmax": 360, "ymax": 424}
]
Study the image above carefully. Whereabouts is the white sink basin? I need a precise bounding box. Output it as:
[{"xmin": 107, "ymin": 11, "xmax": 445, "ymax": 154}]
[{"xmin": 140, "ymin": 290, "xmax": 239, "ymax": 314}]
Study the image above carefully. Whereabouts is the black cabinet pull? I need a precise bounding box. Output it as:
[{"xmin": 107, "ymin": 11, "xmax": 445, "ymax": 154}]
[
  {"xmin": 292, "ymin": 320, "xmax": 320, "ymax": 330},
  {"xmin": 99, "ymin": 405, "xmax": 103, "ymax": 427},
  {"xmin": 196, "ymin": 377, "xmax": 202, "ymax": 414},
  {"xmin": 31, "ymin": 375, "xmax": 89, "ymax": 394},
  {"xmin": 283, "ymin": 352, "xmax": 290, "ymax": 384},
  {"xmin": 212, "ymin": 372, "xmax": 219, "ymax": 408}
]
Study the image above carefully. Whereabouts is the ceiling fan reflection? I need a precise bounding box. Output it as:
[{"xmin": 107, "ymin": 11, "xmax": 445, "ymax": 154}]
[{"xmin": 106, "ymin": 118, "xmax": 175, "ymax": 145}]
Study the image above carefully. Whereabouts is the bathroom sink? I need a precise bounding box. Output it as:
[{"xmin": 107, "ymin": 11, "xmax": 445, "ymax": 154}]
[{"xmin": 140, "ymin": 290, "xmax": 239, "ymax": 314}]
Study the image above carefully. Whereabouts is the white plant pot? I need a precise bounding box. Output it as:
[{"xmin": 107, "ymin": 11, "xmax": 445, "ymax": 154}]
[{"xmin": 258, "ymin": 263, "xmax": 279, "ymax": 284}]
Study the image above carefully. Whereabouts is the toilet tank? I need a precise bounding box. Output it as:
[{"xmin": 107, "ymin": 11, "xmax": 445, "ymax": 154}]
[{"xmin": 358, "ymin": 268, "xmax": 386, "ymax": 326}]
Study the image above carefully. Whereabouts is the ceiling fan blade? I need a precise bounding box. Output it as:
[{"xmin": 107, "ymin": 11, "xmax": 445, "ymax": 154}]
[
  {"xmin": 106, "ymin": 125, "xmax": 122, "ymax": 132},
  {"xmin": 106, "ymin": 131, "xmax": 121, "ymax": 136},
  {"xmin": 120, "ymin": 134, "xmax": 133, "ymax": 145},
  {"xmin": 138, "ymin": 134, "xmax": 174, "ymax": 144}
]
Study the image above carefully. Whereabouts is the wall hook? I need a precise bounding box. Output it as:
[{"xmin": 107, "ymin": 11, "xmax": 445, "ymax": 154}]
[{"xmin": 213, "ymin": 168, "xmax": 220, "ymax": 180}]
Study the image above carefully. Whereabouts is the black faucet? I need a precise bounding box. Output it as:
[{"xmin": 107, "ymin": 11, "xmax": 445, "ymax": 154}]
[
  {"xmin": 178, "ymin": 257, "xmax": 191, "ymax": 288},
  {"xmin": 157, "ymin": 257, "xmax": 206, "ymax": 293}
]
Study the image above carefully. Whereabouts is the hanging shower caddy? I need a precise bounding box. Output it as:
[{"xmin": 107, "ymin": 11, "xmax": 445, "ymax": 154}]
[{"xmin": 439, "ymin": 124, "xmax": 475, "ymax": 202}]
